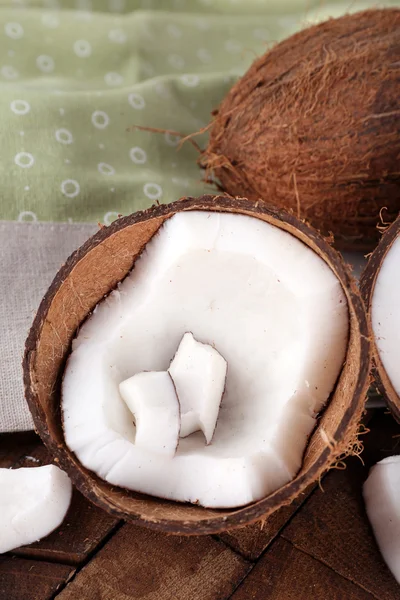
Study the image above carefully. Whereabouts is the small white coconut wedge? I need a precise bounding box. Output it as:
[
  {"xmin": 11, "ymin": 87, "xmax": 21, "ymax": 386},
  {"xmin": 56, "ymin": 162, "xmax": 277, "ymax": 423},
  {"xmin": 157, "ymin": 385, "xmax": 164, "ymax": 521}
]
[
  {"xmin": 119, "ymin": 371, "xmax": 180, "ymax": 457},
  {"xmin": 169, "ymin": 332, "xmax": 227, "ymax": 444},
  {"xmin": 363, "ymin": 456, "xmax": 400, "ymax": 584},
  {"xmin": 0, "ymin": 465, "xmax": 72, "ymax": 554}
]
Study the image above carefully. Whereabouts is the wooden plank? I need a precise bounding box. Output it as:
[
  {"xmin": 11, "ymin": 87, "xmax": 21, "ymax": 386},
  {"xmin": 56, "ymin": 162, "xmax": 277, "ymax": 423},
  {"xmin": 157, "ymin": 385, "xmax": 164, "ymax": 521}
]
[
  {"xmin": 0, "ymin": 431, "xmax": 39, "ymax": 468},
  {"xmin": 219, "ymin": 410, "xmax": 375, "ymax": 560},
  {"xmin": 57, "ymin": 523, "xmax": 251, "ymax": 600},
  {"xmin": 282, "ymin": 412, "xmax": 400, "ymax": 600},
  {"xmin": 230, "ymin": 537, "xmax": 375, "ymax": 600},
  {"xmin": 219, "ymin": 484, "xmax": 315, "ymax": 561},
  {"xmin": 0, "ymin": 556, "xmax": 74, "ymax": 600},
  {"xmin": 9, "ymin": 443, "xmax": 120, "ymax": 565}
]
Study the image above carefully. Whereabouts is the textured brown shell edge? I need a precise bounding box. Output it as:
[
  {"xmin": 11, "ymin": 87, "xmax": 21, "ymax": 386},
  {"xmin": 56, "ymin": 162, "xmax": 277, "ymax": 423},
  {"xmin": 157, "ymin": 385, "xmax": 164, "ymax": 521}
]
[
  {"xmin": 360, "ymin": 217, "xmax": 400, "ymax": 423},
  {"xmin": 23, "ymin": 195, "xmax": 371, "ymax": 535}
]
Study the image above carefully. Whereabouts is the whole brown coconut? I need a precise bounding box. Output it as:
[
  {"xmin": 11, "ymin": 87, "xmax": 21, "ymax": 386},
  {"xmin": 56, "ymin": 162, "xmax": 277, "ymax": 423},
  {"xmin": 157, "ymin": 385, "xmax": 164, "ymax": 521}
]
[
  {"xmin": 361, "ymin": 216, "xmax": 400, "ymax": 422},
  {"xmin": 24, "ymin": 196, "xmax": 370, "ymax": 535},
  {"xmin": 202, "ymin": 9, "xmax": 400, "ymax": 251}
]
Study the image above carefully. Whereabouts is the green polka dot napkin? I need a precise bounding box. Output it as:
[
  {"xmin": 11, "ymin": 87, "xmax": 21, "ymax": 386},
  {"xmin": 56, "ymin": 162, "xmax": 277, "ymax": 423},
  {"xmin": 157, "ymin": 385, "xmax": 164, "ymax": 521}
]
[{"xmin": 0, "ymin": 0, "xmax": 396, "ymax": 431}]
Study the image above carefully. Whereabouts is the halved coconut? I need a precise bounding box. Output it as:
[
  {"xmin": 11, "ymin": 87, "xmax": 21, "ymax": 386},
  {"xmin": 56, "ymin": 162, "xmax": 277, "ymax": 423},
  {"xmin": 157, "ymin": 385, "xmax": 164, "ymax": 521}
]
[
  {"xmin": 361, "ymin": 216, "xmax": 400, "ymax": 421},
  {"xmin": 24, "ymin": 195, "xmax": 370, "ymax": 534}
]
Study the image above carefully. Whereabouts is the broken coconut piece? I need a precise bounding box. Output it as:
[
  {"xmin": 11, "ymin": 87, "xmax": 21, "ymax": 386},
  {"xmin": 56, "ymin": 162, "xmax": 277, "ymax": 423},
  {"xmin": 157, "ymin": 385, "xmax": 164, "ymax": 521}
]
[
  {"xmin": 169, "ymin": 332, "xmax": 227, "ymax": 444},
  {"xmin": 361, "ymin": 216, "xmax": 400, "ymax": 421},
  {"xmin": 61, "ymin": 210, "xmax": 349, "ymax": 508},
  {"xmin": 0, "ymin": 465, "xmax": 72, "ymax": 554},
  {"xmin": 119, "ymin": 371, "xmax": 180, "ymax": 457},
  {"xmin": 363, "ymin": 456, "xmax": 400, "ymax": 584}
]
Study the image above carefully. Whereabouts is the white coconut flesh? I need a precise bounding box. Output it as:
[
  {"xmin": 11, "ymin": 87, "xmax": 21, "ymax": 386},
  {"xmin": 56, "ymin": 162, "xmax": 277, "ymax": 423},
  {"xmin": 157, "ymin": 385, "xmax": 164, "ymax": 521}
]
[
  {"xmin": 371, "ymin": 236, "xmax": 400, "ymax": 397},
  {"xmin": 0, "ymin": 465, "xmax": 72, "ymax": 554},
  {"xmin": 169, "ymin": 332, "xmax": 227, "ymax": 444},
  {"xmin": 119, "ymin": 371, "xmax": 180, "ymax": 458},
  {"xmin": 62, "ymin": 211, "xmax": 348, "ymax": 508},
  {"xmin": 363, "ymin": 456, "xmax": 400, "ymax": 584}
]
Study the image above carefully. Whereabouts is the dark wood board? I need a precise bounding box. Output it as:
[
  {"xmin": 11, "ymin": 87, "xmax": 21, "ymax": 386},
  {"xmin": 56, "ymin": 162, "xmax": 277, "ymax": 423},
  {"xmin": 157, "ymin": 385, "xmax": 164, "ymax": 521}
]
[
  {"xmin": 219, "ymin": 484, "xmax": 315, "ymax": 560},
  {"xmin": 0, "ymin": 557, "xmax": 74, "ymax": 600},
  {"xmin": 56, "ymin": 523, "xmax": 252, "ymax": 600},
  {"xmin": 230, "ymin": 537, "xmax": 376, "ymax": 600},
  {"xmin": 0, "ymin": 431, "xmax": 39, "ymax": 468},
  {"xmin": 282, "ymin": 412, "xmax": 400, "ymax": 599}
]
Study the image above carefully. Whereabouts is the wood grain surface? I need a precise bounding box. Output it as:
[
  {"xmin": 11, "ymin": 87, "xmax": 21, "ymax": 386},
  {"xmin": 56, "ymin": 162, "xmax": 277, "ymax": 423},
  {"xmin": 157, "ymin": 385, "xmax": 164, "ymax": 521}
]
[
  {"xmin": 57, "ymin": 524, "xmax": 251, "ymax": 600},
  {"xmin": 1, "ymin": 410, "xmax": 399, "ymax": 600},
  {"xmin": 230, "ymin": 538, "xmax": 376, "ymax": 600},
  {"xmin": 0, "ymin": 557, "xmax": 74, "ymax": 600},
  {"xmin": 219, "ymin": 486, "xmax": 315, "ymax": 560},
  {"xmin": 0, "ymin": 431, "xmax": 38, "ymax": 468},
  {"xmin": 282, "ymin": 412, "xmax": 400, "ymax": 600}
]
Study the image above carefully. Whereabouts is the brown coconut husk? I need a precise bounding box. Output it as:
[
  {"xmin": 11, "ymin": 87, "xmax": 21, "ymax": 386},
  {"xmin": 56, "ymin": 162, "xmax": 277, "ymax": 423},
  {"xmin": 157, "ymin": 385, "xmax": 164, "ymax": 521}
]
[
  {"xmin": 201, "ymin": 9, "xmax": 400, "ymax": 252},
  {"xmin": 23, "ymin": 195, "xmax": 370, "ymax": 535},
  {"xmin": 361, "ymin": 216, "xmax": 400, "ymax": 422}
]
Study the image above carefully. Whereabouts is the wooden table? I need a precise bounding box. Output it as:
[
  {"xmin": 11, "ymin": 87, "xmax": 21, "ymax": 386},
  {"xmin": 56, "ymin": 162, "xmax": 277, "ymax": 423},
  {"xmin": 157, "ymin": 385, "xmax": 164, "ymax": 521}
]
[{"xmin": 1, "ymin": 410, "xmax": 399, "ymax": 600}]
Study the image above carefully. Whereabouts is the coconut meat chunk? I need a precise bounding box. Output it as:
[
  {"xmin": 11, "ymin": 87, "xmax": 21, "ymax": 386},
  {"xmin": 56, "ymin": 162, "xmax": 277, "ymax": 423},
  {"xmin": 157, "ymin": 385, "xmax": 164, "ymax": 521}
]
[
  {"xmin": 119, "ymin": 371, "xmax": 180, "ymax": 457},
  {"xmin": 0, "ymin": 465, "xmax": 72, "ymax": 554},
  {"xmin": 62, "ymin": 211, "xmax": 348, "ymax": 508},
  {"xmin": 363, "ymin": 456, "xmax": 400, "ymax": 584},
  {"xmin": 371, "ymin": 235, "xmax": 400, "ymax": 396},
  {"xmin": 169, "ymin": 332, "xmax": 227, "ymax": 444}
]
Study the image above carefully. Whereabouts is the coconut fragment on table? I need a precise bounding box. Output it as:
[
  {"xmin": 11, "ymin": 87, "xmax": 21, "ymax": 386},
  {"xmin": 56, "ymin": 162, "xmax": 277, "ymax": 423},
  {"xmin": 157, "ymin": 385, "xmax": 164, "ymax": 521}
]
[
  {"xmin": 0, "ymin": 465, "xmax": 72, "ymax": 554},
  {"xmin": 363, "ymin": 456, "xmax": 400, "ymax": 585}
]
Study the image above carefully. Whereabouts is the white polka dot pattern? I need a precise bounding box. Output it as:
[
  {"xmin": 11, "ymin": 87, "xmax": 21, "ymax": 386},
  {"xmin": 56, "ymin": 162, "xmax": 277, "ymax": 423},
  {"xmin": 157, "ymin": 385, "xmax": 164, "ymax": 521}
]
[
  {"xmin": 55, "ymin": 128, "xmax": 73, "ymax": 144},
  {"xmin": 14, "ymin": 152, "xmax": 35, "ymax": 168},
  {"xmin": 98, "ymin": 162, "xmax": 115, "ymax": 175},
  {"xmin": 18, "ymin": 210, "xmax": 37, "ymax": 222},
  {"xmin": 129, "ymin": 147, "xmax": 147, "ymax": 164},
  {"xmin": 73, "ymin": 40, "xmax": 92, "ymax": 58},
  {"xmin": 104, "ymin": 210, "xmax": 119, "ymax": 225},
  {"xmin": 91, "ymin": 111, "xmax": 110, "ymax": 129},
  {"xmin": 10, "ymin": 100, "xmax": 30, "ymax": 115},
  {"xmin": 5, "ymin": 22, "xmax": 24, "ymax": 39},
  {"xmin": 36, "ymin": 55, "xmax": 55, "ymax": 73},
  {"xmin": 61, "ymin": 179, "xmax": 80, "ymax": 198},
  {"xmin": 128, "ymin": 92, "xmax": 145, "ymax": 109},
  {"xmin": 0, "ymin": 2, "xmax": 338, "ymax": 225},
  {"xmin": 143, "ymin": 182, "xmax": 162, "ymax": 200}
]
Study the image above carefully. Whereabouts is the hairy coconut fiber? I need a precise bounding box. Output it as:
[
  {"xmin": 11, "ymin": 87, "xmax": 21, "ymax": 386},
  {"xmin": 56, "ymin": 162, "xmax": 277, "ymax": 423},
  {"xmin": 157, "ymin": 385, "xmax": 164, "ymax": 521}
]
[
  {"xmin": 202, "ymin": 9, "xmax": 400, "ymax": 252},
  {"xmin": 361, "ymin": 216, "xmax": 400, "ymax": 422},
  {"xmin": 24, "ymin": 196, "xmax": 370, "ymax": 535}
]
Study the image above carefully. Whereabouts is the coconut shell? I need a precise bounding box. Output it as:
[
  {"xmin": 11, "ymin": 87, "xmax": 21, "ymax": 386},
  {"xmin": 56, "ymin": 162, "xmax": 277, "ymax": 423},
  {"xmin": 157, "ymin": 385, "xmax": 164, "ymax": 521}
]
[
  {"xmin": 24, "ymin": 195, "xmax": 370, "ymax": 535},
  {"xmin": 201, "ymin": 9, "xmax": 400, "ymax": 252},
  {"xmin": 361, "ymin": 216, "xmax": 400, "ymax": 422}
]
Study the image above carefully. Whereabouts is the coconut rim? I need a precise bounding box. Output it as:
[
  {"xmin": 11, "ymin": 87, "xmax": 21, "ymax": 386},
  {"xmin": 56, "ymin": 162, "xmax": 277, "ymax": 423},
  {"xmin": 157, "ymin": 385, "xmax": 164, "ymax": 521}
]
[
  {"xmin": 360, "ymin": 217, "xmax": 400, "ymax": 423},
  {"xmin": 23, "ymin": 195, "xmax": 370, "ymax": 535}
]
